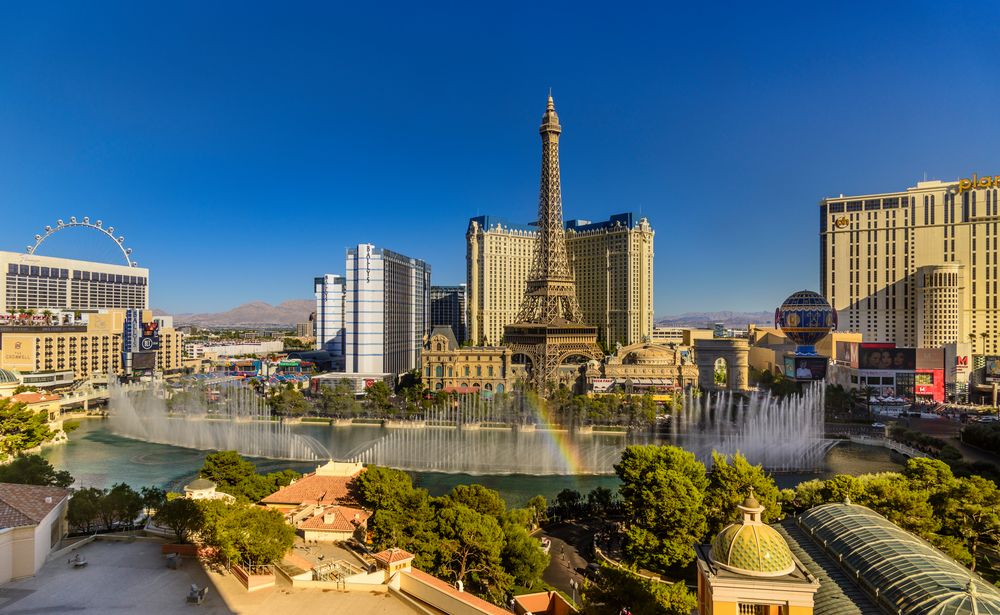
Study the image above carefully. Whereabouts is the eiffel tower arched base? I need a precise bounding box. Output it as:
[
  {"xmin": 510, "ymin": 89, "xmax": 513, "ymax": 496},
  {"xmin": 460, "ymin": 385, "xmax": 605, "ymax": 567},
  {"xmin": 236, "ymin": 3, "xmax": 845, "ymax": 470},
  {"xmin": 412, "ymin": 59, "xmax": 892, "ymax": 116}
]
[{"xmin": 504, "ymin": 322, "xmax": 604, "ymax": 392}]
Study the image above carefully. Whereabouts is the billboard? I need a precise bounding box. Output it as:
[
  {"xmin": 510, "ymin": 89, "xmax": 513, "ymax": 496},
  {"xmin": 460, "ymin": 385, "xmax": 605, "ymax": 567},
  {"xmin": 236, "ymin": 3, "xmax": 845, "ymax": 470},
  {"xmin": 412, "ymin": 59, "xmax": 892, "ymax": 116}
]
[
  {"xmin": 985, "ymin": 356, "xmax": 1000, "ymax": 383},
  {"xmin": 784, "ymin": 355, "xmax": 828, "ymax": 381},
  {"xmin": 859, "ymin": 346, "xmax": 915, "ymax": 371},
  {"xmin": 836, "ymin": 341, "xmax": 859, "ymax": 368},
  {"xmin": 131, "ymin": 351, "xmax": 157, "ymax": 371}
]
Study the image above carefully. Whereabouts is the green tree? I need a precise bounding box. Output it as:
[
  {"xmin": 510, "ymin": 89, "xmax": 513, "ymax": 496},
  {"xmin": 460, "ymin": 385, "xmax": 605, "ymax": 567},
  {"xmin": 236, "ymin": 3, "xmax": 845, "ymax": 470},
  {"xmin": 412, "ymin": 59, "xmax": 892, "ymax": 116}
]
[
  {"xmin": 0, "ymin": 454, "xmax": 73, "ymax": 487},
  {"xmin": 447, "ymin": 484, "xmax": 507, "ymax": 518},
  {"xmin": 855, "ymin": 473, "xmax": 939, "ymax": 538},
  {"xmin": 587, "ymin": 486, "xmax": 616, "ymax": 514},
  {"xmin": 199, "ymin": 501, "xmax": 295, "ymax": 568},
  {"xmin": 555, "ymin": 488, "xmax": 583, "ymax": 516},
  {"xmin": 434, "ymin": 501, "xmax": 508, "ymax": 597},
  {"xmin": 500, "ymin": 514, "xmax": 548, "ymax": 587},
  {"xmin": 68, "ymin": 487, "xmax": 104, "ymax": 533},
  {"xmin": 0, "ymin": 398, "xmax": 55, "ymax": 457},
  {"xmin": 582, "ymin": 563, "xmax": 697, "ymax": 615},
  {"xmin": 704, "ymin": 452, "xmax": 782, "ymax": 535},
  {"xmin": 140, "ymin": 486, "xmax": 167, "ymax": 518},
  {"xmin": 268, "ymin": 385, "xmax": 309, "ymax": 417},
  {"xmin": 527, "ymin": 495, "xmax": 547, "ymax": 527},
  {"xmin": 198, "ymin": 450, "xmax": 298, "ymax": 502},
  {"xmin": 154, "ymin": 497, "xmax": 204, "ymax": 544},
  {"xmin": 316, "ymin": 381, "xmax": 358, "ymax": 416},
  {"xmin": 351, "ymin": 466, "xmax": 417, "ymax": 511},
  {"xmin": 364, "ymin": 380, "xmax": 393, "ymax": 412},
  {"xmin": 940, "ymin": 475, "xmax": 1000, "ymax": 571},
  {"xmin": 200, "ymin": 450, "xmax": 257, "ymax": 488},
  {"xmin": 100, "ymin": 482, "xmax": 144, "ymax": 531},
  {"xmin": 615, "ymin": 445, "xmax": 708, "ymax": 571}
]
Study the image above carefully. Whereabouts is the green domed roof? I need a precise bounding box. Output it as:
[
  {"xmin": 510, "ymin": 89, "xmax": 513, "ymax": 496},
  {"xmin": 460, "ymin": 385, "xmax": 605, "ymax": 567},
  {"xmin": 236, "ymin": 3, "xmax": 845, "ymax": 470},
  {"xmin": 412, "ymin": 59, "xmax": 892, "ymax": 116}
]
[
  {"xmin": 0, "ymin": 369, "xmax": 20, "ymax": 385},
  {"xmin": 709, "ymin": 492, "xmax": 795, "ymax": 577}
]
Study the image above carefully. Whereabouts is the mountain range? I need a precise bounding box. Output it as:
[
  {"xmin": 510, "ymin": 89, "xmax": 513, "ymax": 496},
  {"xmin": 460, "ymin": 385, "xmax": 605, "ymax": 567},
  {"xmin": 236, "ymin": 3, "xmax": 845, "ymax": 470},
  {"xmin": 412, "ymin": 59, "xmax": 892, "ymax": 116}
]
[
  {"xmin": 654, "ymin": 311, "xmax": 773, "ymax": 328},
  {"xmin": 158, "ymin": 300, "xmax": 313, "ymax": 327}
]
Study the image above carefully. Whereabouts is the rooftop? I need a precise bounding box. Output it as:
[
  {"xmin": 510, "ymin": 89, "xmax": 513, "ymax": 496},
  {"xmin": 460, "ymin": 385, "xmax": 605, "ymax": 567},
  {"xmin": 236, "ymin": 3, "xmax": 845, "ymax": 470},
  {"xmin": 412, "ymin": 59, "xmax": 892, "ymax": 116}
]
[
  {"xmin": 0, "ymin": 482, "xmax": 69, "ymax": 529},
  {"xmin": 373, "ymin": 548, "xmax": 414, "ymax": 565},
  {"xmin": 0, "ymin": 539, "xmax": 418, "ymax": 614},
  {"xmin": 298, "ymin": 506, "xmax": 370, "ymax": 532},
  {"xmin": 797, "ymin": 503, "xmax": 1000, "ymax": 614},
  {"xmin": 10, "ymin": 392, "xmax": 61, "ymax": 404},
  {"xmin": 260, "ymin": 463, "xmax": 363, "ymax": 506}
]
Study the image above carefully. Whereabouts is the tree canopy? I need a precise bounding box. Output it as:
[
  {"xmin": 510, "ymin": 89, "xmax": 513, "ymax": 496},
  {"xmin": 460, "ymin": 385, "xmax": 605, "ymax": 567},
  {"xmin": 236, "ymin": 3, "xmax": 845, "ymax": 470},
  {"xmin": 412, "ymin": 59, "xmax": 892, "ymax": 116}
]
[
  {"xmin": 0, "ymin": 398, "xmax": 55, "ymax": 457},
  {"xmin": 198, "ymin": 450, "xmax": 300, "ymax": 502},
  {"xmin": 0, "ymin": 454, "xmax": 73, "ymax": 487},
  {"xmin": 615, "ymin": 445, "xmax": 708, "ymax": 572}
]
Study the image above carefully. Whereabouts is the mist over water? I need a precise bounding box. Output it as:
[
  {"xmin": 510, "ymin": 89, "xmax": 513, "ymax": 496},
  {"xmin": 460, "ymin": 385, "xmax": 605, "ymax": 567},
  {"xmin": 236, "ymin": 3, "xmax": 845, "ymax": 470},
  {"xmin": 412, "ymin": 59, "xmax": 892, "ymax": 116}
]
[{"xmin": 108, "ymin": 382, "xmax": 330, "ymax": 461}]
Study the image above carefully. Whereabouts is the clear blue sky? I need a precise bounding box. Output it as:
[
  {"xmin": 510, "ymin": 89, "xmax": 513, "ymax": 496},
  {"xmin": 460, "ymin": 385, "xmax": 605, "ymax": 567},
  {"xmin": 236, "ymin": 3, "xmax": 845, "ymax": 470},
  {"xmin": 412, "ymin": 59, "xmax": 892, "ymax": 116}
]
[{"xmin": 2, "ymin": 2, "xmax": 999, "ymax": 315}]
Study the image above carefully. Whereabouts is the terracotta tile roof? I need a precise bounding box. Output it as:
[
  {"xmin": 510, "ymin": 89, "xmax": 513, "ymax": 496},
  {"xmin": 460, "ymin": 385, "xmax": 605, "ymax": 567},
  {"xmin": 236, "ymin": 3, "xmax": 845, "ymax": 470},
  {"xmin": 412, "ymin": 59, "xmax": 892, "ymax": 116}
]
[
  {"xmin": 0, "ymin": 483, "xmax": 69, "ymax": 529},
  {"xmin": 373, "ymin": 547, "xmax": 415, "ymax": 565},
  {"xmin": 11, "ymin": 392, "xmax": 60, "ymax": 404},
  {"xmin": 297, "ymin": 506, "xmax": 370, "ymax": 532},
  {"xmin": 260, "ymin": 470, "xmax": 360, "ymax": 506},
  {"xmin": 405, "ymin": 568, "xmax": 510, "ymax": 615}
]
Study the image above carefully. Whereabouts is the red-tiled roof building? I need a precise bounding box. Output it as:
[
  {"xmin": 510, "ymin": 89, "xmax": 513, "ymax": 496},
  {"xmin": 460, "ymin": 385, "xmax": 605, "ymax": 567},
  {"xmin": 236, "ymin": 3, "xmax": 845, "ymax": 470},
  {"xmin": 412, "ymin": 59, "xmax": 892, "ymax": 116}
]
[{"xmin": 0, "ymin": 483, "xmax": 70, "ymax": 583}]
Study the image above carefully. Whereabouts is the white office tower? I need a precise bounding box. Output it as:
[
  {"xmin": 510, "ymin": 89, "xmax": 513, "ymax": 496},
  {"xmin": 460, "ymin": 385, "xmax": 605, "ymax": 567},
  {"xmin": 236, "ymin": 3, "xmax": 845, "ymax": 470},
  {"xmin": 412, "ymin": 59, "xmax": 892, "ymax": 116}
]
[
  {"xmin": 314, "ymin": 274, "xmax": 345, "ymax": 361},
  {"xmin": 344, "ymin": 244, "xmax": 430, "ymax": 376}
]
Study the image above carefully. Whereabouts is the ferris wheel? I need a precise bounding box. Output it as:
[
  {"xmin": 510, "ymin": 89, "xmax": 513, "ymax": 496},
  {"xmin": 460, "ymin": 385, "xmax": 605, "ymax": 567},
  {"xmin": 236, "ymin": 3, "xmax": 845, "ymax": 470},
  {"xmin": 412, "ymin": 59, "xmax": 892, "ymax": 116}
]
[{"xmin": 26, "ymin": 216, "xmax": 138, "ymax": 268}]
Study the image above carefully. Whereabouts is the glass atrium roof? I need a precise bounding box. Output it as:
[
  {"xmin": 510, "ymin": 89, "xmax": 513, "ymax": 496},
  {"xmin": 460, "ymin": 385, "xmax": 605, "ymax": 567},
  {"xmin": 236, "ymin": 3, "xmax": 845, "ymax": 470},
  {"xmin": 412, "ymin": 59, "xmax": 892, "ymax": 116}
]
[{"xmin": 798, "ymin": 503, "xmax": 1000, "ymax": 615}]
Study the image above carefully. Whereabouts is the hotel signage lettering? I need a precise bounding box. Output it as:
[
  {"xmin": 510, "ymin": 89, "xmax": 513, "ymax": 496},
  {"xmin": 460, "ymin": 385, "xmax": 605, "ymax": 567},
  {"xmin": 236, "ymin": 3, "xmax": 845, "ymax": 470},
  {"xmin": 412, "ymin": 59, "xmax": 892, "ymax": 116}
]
[
  {"xmin": 834, "ymin": 217, "xmax": 849, "ymax": 229},
  {"xmin": 958, "ymin": 173, "xmax": 1000, "ymax": 194}
]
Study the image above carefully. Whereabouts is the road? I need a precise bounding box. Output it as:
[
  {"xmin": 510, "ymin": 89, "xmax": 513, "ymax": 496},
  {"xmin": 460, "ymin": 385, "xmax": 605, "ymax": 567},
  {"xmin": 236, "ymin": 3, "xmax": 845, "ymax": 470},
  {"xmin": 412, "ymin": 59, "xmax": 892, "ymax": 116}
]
[
  {"xmin": 538, "ymin": 523, "xmax": 593, "ymax": 604},
  {"xmin": 901, "ymin": 415, "xmax": 1000, "ymax": 466}
]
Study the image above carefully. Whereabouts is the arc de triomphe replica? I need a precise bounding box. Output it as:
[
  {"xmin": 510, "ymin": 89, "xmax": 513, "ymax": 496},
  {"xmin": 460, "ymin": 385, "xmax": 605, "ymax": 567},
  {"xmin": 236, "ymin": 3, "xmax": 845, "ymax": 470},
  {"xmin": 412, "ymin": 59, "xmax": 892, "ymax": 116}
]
[{"xmin": 694, "ymin": 338, "xmax": 750, "ymax": 391}]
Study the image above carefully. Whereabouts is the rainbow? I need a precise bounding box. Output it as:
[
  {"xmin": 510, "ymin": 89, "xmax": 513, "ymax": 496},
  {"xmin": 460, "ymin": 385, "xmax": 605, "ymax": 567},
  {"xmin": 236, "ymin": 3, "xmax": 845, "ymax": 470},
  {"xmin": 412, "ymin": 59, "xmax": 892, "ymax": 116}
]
[{"xmin": 522, "ymin": 393, "xmax": 587, "ymax": 475}]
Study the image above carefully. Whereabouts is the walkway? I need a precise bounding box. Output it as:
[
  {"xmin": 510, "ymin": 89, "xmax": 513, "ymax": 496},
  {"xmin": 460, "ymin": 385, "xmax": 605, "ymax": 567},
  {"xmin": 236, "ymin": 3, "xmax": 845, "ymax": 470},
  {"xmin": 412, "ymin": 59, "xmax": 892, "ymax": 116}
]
[{"xmin": 0, "ymin": 540, "xmax": 417, "ymax": 614}]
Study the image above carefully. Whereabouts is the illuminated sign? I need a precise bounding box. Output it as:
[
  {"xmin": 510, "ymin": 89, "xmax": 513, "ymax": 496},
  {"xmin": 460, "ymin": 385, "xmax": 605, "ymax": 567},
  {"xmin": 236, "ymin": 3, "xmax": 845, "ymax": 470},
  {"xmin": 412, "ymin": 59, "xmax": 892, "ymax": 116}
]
[
  {"xmin": 958, "ymin": 173, "xmax": 1000, "ymax": 194},
  {"xmin": 834, "ymin": 216, "xmax": 850, "ymax": 229}
]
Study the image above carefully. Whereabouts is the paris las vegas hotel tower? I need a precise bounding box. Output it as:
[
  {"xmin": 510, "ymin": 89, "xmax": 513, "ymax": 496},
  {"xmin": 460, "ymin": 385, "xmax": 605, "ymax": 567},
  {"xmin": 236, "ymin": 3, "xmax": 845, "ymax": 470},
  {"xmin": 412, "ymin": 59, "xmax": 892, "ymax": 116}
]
[{"xmin": 821, "ymin": 173, "xmax": 1000, "ymax": 353}]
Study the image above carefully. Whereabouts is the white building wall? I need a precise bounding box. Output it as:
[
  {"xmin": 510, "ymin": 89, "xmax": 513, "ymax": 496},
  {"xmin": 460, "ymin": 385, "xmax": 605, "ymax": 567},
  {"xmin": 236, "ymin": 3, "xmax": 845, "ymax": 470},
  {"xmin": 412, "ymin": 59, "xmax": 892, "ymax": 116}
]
[
  {"xmin": 314, "ymin": 274, "xmax": 345, "ymax": 357},
  {"xmin": 346, "ymin": 244, "xmax": 386, "ymax": 373}
]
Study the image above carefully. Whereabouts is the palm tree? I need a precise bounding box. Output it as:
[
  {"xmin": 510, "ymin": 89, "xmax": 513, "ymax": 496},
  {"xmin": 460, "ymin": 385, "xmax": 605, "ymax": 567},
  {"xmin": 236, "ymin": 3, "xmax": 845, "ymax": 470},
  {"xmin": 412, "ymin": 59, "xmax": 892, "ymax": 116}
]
[
  {"xmin": 41, "ymin": 309, "xmax": 53, "ymax": 325},
  {"xmin": 981, "ymin": 331, "xmax": 990, "ymax": 354},
  {"xmin": 969, "ymin": 333, "xmax": 978, "ymax": 354}
]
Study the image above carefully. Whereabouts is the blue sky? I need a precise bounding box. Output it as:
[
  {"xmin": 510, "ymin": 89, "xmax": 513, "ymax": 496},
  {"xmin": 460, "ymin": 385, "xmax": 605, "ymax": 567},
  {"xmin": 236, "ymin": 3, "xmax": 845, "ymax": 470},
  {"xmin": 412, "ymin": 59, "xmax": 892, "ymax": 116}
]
[{"xmin": 2, "ymin": 2, "xmax": 999, "ymax": 315}]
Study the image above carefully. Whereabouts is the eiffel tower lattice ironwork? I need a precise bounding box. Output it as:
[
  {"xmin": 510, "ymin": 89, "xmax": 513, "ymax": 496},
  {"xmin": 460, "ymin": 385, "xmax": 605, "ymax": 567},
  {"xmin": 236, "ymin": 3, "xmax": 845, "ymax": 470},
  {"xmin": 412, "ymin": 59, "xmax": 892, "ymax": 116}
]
[{"xmin": 504, "ymin": 95, "xmax": 603, "ymax": 390}]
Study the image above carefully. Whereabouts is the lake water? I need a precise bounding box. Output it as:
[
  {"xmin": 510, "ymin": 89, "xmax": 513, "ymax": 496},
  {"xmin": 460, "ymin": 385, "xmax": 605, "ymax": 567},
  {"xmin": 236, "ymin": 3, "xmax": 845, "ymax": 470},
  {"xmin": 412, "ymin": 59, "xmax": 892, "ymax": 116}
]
[{"xmin": 42, "ymin": 418, "xmax": 905, "ymax": 507}]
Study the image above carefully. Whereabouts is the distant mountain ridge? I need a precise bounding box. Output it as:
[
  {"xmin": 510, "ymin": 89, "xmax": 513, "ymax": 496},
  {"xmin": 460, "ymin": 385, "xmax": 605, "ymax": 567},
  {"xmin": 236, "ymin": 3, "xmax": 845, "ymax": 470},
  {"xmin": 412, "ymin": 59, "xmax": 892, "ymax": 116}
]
[
  {"xmin": 159, "ymin": 300, "xmax": 313, "ymax": 326},
  {"xmin": 655, "ymin": 311, "xmax": 773, "ymax": 328}
]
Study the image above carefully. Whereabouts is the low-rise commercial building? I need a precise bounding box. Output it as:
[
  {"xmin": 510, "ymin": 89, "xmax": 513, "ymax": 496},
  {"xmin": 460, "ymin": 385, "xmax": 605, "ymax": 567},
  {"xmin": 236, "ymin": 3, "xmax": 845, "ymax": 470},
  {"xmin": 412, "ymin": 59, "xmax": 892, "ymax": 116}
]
[{"xmin": 184, "ymin": 340, "xmax": 283, "ymax": 359}]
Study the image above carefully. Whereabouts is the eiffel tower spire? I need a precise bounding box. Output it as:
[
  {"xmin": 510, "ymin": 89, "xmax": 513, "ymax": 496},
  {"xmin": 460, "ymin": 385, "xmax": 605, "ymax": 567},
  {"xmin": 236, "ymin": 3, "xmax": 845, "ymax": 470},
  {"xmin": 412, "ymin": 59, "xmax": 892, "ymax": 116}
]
[
  {"xmin": 505, "ymin": 95, "xmax": 602, "ymax": 390},
  {"xmin": 515, "ymin": 94, "xmax": 584, "ymax": 324}
]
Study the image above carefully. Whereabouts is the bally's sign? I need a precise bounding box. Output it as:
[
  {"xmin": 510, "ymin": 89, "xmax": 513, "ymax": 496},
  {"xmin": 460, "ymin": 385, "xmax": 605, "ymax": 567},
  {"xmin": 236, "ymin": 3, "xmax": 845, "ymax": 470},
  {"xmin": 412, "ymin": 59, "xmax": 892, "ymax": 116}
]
[{"xmin": 958, "ymin": 173, "xmax": 1000, "ymax": 193}]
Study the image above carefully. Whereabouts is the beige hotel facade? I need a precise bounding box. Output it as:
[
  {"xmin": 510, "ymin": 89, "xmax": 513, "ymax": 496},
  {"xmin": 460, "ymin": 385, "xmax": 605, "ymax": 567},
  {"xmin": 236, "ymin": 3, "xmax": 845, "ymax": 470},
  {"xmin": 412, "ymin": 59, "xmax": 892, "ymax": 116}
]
[
  {"xmin": 467, "ymin": 212, "xmax": 654, "ymax": 348},
  {"xmin": 820, "ymin": 174, "xmax": 1000, "ymax": 353}
]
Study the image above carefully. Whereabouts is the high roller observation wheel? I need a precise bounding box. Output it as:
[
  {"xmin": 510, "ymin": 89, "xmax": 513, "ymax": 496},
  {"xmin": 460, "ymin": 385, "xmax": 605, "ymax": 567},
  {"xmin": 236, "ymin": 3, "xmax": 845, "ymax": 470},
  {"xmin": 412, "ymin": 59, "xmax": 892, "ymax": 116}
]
[{"xmin": 26, "ymin": 216, "xmax": 138, "ymax": 268}]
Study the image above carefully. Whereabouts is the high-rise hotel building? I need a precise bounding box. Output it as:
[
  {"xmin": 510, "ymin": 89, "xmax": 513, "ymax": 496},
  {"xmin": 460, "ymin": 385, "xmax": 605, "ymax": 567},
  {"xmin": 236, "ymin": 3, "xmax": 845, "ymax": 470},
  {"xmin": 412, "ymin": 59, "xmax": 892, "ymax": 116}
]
[
  {"xmin": 317, "ymin": 244, "xmax": 430, "ymax": 376},
  {"xmin": 467, "ymin": 212, "xmax": 654, "ymax": 347},
  {"xmin": 820, "ymin": 176, "xmax": 1000, "ymax": 353},
  {"xmin": 1, "ymin": 251, "xmax": 148, "ymax": 312}
]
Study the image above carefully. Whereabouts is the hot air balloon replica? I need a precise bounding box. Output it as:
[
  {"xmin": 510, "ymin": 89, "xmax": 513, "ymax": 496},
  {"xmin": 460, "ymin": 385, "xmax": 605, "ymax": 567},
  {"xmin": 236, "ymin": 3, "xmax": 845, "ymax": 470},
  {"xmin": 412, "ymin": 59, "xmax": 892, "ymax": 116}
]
[{"xmin": 774, "ymin": 290, "xmax": 837, "ymax": 381}]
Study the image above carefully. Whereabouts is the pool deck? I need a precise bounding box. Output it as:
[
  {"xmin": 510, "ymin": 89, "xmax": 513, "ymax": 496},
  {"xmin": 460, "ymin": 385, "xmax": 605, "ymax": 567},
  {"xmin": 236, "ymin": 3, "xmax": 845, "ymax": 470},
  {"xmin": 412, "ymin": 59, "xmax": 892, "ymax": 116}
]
[{"xmin": 0, "ymin": 540, "xmax": 417, "ymax": 614}]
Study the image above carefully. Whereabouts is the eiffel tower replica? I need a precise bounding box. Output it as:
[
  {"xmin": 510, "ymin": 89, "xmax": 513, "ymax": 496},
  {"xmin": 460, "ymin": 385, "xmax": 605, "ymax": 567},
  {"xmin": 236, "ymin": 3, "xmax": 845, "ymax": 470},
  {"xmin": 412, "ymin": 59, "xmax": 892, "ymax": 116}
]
[{"xmin": 504, "ymin": 95, "xmax": 603, "ymax": 390}]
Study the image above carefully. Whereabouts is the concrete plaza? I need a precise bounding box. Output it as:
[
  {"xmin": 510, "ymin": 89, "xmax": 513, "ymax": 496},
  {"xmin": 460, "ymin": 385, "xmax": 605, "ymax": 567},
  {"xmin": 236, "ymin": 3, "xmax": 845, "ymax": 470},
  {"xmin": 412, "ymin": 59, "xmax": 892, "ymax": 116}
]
[{"xmin": 0, "ymin": 539, "xmax": 418, "ymax": 614}]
